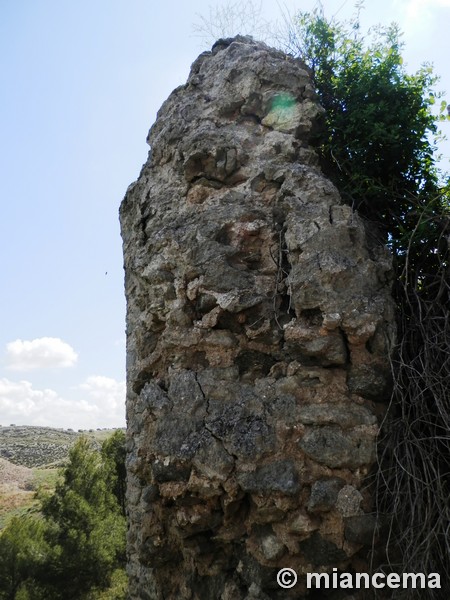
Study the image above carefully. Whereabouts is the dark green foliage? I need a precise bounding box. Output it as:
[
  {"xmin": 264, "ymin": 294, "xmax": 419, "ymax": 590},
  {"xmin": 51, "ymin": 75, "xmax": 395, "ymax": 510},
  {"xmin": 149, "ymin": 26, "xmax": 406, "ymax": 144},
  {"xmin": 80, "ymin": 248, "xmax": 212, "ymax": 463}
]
[
  {"xmin": 0, "ymin": 436, "xmax": 126, "ymax": 600},
  {"xmin": 286, "ymin": 4, "xmax": 449, "ymax": 264},
  {"xmin": 0, "ymin": 517, "xmax": 47, "ymax": 600},
  {"xmin": 39, "ymin": 437, "xmax": 126, "ymax": 599},
  {"xmin": 101, "ymin": 430, "xmax": 126, "ymax": 517}
]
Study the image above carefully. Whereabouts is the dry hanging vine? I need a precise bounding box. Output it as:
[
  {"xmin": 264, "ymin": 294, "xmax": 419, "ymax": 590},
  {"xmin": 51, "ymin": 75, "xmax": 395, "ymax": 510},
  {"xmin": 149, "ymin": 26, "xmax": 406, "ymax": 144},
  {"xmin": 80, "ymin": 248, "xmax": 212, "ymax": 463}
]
[{"xmin": 375, "ymin": 208, "xmax": 450, "ymax": 599}]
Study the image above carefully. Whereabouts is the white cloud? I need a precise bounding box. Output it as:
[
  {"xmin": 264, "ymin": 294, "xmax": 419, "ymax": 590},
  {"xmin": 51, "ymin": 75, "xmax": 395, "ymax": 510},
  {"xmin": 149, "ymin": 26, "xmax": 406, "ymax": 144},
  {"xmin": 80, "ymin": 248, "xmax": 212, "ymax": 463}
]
[
  {"xmin": 0, "ymin": 376, "xmax": 125, "ymax": 430},
  {"xmin": 80, "ymin": 375, "xmax": 126, "ymax": 419},
  {"xmin": 6, "ymin": 337, "xmax": 78, "ymax": 370}
]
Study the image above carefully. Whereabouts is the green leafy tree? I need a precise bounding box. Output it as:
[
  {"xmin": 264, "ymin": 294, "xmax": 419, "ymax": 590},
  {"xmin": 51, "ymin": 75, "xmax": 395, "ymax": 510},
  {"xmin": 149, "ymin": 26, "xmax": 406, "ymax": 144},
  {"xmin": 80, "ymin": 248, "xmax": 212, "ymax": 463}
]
[
  {"xmin": 0, "ymin": 437, "xmax": 128, "ymax": 600},
  {"xmin": 101, "ymin": 430, "xmax": 126, "ymax": 517},
  {"xmin": 285, "ymin": 5, "xmax": 449, "ymax": 259},
  {"xmin": 38, "ymin": 437, "xmax": 126, "ymax": 599},
  {"xmin": 0, "ymin": 516, "xmax": 48, "ymax": 600}
]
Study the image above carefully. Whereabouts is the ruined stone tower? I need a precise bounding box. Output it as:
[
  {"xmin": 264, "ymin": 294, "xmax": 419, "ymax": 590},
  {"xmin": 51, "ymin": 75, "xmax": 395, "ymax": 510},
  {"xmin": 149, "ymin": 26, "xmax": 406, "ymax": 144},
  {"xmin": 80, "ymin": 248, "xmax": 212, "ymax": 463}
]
[{"xmin": 120, "ymin": 37, "xmax": 395, "ymax": 599}]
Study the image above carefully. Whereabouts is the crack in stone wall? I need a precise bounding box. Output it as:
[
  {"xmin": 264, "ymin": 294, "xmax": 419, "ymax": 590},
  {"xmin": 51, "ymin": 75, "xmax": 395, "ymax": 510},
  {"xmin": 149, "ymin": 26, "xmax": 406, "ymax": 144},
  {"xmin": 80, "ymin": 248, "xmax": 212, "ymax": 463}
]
[{"xmin": 120, "ymin": 36, "xmax": 396, "ymax": 599}]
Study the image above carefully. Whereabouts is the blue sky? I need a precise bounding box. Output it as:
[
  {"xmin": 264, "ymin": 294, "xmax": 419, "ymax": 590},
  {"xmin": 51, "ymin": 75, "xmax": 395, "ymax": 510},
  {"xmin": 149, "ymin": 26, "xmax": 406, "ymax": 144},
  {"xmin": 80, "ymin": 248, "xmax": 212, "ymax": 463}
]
[{"xmin": 1, "ymin": 0, "xmax": 449, "ymax": 429}]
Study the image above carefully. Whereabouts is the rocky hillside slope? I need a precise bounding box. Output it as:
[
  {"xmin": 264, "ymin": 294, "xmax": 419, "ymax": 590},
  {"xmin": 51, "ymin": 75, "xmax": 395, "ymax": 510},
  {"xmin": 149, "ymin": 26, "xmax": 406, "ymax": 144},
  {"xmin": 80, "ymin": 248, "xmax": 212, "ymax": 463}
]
[{"xmin": 0, "ymin": 425, "xmax": 121, "ymax": 468}]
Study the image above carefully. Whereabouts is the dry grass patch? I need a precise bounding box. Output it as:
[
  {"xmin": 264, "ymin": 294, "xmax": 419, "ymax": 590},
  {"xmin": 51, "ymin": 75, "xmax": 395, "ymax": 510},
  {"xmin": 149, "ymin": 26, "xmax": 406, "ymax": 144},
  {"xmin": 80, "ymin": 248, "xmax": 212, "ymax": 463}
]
[{"xmin": 0, "ymin": 457, "xmax": 60, "ymax": 529}]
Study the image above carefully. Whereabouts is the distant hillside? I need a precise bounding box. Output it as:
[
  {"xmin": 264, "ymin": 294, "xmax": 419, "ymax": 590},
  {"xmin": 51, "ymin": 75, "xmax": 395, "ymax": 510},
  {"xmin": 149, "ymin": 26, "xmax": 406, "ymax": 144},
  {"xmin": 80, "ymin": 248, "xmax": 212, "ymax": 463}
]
[
  {"xmin": 0, "ymin": 456, "xmax": 36, "ymax": 528},
  {"xmin": 0, "ymin": 425, "xmax": 123, "ymax": 468},
  {"xmin": 0, "ymin": 426, "xmax": 124, "ymax": 531}
]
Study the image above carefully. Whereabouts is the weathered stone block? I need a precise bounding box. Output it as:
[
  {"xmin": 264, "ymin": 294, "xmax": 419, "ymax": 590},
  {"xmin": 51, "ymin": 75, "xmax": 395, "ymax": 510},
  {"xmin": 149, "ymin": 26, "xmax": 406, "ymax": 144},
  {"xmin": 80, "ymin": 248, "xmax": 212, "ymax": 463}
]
[
  {"xmin": 299, "ymin": 426, "xmax": 376, "ymax": 469},
  {"xmin": 300, "ymin": 532, "xmax": 347, "ymax": 566},
  {"xmin": 237, "ymin": 460, "xmax": 300, "ymax": 494},
  {"xmin": 308, "ymin": 477, "xmax": 346, "ymax": 513}
]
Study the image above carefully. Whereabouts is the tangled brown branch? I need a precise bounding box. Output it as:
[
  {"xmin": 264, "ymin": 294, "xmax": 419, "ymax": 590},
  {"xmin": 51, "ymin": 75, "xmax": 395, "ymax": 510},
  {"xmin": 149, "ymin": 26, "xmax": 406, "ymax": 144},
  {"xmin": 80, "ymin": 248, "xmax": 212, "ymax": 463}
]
[{"xmin": 375, "ymin": 214, "xmax": 450, "ymax": 599}]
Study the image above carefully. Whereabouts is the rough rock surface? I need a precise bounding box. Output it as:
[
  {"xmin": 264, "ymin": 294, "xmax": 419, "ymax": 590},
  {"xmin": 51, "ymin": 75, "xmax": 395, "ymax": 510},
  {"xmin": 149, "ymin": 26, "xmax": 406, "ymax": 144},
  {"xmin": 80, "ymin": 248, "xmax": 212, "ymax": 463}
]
[{"xmin": 120, "ymin": 37, "xmax": 395, "ymax": 599}]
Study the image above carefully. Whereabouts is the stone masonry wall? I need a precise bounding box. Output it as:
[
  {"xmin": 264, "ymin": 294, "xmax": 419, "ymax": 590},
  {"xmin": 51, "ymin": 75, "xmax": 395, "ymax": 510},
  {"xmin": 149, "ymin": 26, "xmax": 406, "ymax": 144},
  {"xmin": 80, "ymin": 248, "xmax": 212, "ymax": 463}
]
[{"xmin": 120, "ymin": 37, "xmax": 395, "ymax": 599}]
